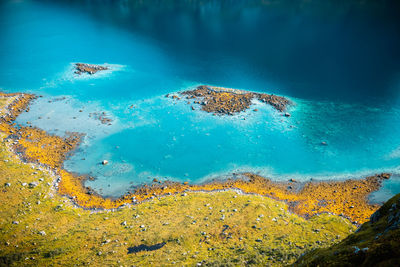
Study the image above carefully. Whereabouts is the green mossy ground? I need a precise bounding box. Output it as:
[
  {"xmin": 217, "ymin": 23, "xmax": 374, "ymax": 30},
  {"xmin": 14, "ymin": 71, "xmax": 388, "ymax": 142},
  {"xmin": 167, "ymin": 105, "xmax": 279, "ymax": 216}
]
[{"xmin": 0, "ymin": 135, "xmax": 356, "ymax": 266}]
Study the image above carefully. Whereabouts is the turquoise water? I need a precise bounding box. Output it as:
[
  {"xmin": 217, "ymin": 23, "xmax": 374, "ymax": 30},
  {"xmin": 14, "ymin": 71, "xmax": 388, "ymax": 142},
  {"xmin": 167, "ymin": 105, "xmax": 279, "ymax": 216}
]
[
  {"xmin": 370, "ymin": 175, "xmax": 400, "ymax": 204},
  {"xmin": 1, "ymin": 0, "xmax": 400, "ymax": 198}
]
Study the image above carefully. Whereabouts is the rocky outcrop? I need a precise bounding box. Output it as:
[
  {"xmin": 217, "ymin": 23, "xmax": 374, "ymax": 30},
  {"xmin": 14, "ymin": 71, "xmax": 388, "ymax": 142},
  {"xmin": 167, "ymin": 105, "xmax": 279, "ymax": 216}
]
[{"xmin": 176, "ymin": 85, "xmax": 290, "ymax": 115}]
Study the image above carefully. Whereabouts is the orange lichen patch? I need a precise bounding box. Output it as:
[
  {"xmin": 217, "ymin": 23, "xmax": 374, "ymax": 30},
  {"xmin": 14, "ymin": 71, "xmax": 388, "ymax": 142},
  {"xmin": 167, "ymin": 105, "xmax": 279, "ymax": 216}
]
[
  {"xmin": 58, "ymin": 170, "xmax": 125, "ymax": 209},
  {"xmin": 58, "ymin": 171, "xmax": 187, "ymax": 209},
  {"xmin": 0, "ymin": 118, "xmax": 13, "ymax": 134},
  {"xmin": 14, "ymin": 127, "xmax": 82, "ymax": 168},
  {"xmin": 179, "ymin": 85, "xmax": 291, "ymax": 115},
  {"xmin": 188, "ymin": 173, "xmax": 386, "ymax": 224},
  {"xmin": 287, "ymin": 176, "xmax": 384, "ymax": 223},
  {"xmin": 57, "ymin": 171, "xmax": 387, "ymax": 224}
]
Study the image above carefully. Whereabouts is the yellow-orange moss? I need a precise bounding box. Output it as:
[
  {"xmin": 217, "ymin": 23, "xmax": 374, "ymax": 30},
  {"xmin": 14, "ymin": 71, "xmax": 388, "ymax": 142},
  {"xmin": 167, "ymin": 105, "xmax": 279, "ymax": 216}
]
[
  {"xmin": 216, "ymin": 173, "xmax": 385, "ymax": 224},
  {"xmin": 57, "ymin": 171, "xmax": 386, "ymax": 224},
  {"xmin": 14, "ymin": 127, "xmax": 81, "ymax": 168},
  {"xmin": 58, "ymin": 170, "xmax": 124, "ymax": 209},
  {"xmin": 186, "ymin": 173, "xmax": 384, "ymax": 224}
]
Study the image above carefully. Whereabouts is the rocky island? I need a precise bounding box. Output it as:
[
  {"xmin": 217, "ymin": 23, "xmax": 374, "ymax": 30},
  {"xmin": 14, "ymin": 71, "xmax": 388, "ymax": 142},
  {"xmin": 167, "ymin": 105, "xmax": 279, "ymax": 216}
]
[
  {"xmin": 74, "ymin": 63, "xmax": 108, "ymax": 75},
  {"xmin": 172, "ymin": 85, "xmax": 291, "ymax": 115}
]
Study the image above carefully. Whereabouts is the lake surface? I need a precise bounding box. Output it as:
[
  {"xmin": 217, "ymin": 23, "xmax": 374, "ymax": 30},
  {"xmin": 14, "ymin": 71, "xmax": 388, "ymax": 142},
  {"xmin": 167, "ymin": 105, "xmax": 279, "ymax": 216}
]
[{"xmin": 1, "ymin": 0, "xmax": 400, "ymax": 198}]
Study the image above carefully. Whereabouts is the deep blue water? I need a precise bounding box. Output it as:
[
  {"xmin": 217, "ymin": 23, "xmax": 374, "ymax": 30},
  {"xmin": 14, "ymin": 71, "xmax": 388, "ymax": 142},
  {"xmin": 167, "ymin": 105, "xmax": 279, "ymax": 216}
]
[{"xmin": 1, "ymin": 0, "xmax": 400, "ymax": 198}]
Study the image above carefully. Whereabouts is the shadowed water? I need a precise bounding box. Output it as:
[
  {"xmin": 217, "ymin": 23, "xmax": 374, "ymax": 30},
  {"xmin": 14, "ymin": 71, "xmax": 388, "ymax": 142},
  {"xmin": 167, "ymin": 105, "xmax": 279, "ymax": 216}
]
[{"xmin": 1, "ymin": 0, "xmax": 400, "ymax": 198}]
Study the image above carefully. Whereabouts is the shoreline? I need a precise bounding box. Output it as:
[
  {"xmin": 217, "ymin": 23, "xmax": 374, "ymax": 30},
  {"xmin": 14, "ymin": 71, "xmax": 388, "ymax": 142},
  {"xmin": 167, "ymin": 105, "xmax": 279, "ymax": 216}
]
[
  {"xmin": 0, "ymin": 147, "xmax": 358, "ymax": 266},
  {"xmin": 0, "ymin": 90, "xmax": 391, "ymax": 224}
]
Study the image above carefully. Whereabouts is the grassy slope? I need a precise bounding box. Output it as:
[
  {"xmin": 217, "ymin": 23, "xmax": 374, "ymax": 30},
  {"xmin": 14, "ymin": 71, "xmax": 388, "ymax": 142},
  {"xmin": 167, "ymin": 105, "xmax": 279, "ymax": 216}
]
[
  {"xmin": 296, "ymin": 194, "xmax": 400, "ymax": 266},
  {"xmin": 0, "ymin": 134, "xmax": 357, "ymax": 266}
]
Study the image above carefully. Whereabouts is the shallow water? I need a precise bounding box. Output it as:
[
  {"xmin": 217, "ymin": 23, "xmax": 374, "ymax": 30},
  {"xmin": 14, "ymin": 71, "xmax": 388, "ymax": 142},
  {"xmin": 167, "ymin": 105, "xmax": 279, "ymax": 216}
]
[
  {"xmin": 1, "ymin": 0, "xmax": 400, "ymax": 197},
  {"xmin": 369, "ymin": 175, "xmax": 400, "ymax": 204}
]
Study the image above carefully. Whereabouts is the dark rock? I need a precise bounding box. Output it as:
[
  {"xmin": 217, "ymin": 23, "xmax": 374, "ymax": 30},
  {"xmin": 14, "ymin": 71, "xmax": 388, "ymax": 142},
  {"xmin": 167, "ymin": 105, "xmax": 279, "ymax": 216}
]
[{"xmin": 28, "ymin": 182, "xmax": 38, "ymax": 188}]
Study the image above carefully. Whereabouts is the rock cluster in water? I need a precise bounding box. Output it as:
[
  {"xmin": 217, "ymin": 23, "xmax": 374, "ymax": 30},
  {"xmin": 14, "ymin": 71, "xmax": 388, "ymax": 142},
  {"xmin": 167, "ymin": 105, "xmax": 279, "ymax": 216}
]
[
  {"xmin": 89, "ymin": 112, "xmax": 113, "ymax": 125},
  {"xmin": 176, "ymin": 85, "xmax": 291, "ymax": 115},
  {"xmin": 74, "ymin": 63, "xmax": 108, "ymax": 75}
]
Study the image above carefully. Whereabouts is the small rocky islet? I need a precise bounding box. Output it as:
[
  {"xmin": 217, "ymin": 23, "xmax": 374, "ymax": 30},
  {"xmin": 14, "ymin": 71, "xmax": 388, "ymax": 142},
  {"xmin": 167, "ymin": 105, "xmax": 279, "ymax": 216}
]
[
  {"xmin": 168, "ymin": 85, "xmax": 291, "ymax": 116},
  {"xmin": 74, "ymin": 63, "xmax": 108, "ymax": 75}
]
